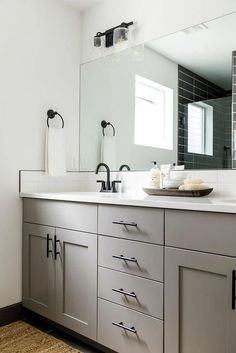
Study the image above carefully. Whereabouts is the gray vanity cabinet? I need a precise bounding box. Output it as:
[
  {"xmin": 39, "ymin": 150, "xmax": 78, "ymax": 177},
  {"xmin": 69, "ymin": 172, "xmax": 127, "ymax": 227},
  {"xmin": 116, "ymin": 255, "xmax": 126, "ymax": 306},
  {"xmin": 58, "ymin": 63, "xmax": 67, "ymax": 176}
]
[
  {"xmin": 23, "ymin": 198, "xmax": 236, "ymax": 353},
  {"xmin": 165, "ymin": 247, "xmax": 236, "ymax": 353},
  {"xmin": 55, "ymin": 228, "xmax": 97, "ymax": 340},
  {"xmin": 23, "ymin": 223, "xmax": 56, "ymax": 320},
  {"xmin": 23, "ymin": 199, "xmax": 98, "ymax": 341}
]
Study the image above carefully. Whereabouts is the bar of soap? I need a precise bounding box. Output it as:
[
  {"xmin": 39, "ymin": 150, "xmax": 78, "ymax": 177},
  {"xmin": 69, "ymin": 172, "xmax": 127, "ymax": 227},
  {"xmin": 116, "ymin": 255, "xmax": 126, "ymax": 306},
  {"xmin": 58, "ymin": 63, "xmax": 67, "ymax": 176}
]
[
  {"xmin": 183, "ymin": 184, "xmax": 209, "ymax": 191},
  {"xmin": 184, "ymin": 178, "xmax": 204, "ymax": 185}
]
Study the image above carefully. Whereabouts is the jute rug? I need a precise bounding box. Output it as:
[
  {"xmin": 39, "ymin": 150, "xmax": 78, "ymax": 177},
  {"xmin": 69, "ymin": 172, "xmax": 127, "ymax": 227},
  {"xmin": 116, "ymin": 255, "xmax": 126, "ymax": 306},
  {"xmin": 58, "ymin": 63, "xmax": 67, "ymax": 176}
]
[{"xmin": 0, "ymin": 321, "xmax": 80, "ymax": 353}]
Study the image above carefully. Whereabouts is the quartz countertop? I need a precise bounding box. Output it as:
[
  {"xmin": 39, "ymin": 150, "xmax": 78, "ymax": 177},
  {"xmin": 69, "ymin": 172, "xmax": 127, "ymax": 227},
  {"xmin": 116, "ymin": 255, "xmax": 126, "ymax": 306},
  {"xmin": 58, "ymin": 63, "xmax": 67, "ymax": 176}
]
[{"xmin": 20, "ymin": 191, "xmax": 236, "ymax": 214}]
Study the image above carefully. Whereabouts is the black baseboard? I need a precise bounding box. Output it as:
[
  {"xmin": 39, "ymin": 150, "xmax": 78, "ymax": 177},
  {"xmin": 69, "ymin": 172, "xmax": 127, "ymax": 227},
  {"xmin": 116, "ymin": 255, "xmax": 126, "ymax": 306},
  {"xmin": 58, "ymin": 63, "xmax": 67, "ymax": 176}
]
[{"xmin": 0, "ymin": 303, "xmax": 24, "ymax": 326}]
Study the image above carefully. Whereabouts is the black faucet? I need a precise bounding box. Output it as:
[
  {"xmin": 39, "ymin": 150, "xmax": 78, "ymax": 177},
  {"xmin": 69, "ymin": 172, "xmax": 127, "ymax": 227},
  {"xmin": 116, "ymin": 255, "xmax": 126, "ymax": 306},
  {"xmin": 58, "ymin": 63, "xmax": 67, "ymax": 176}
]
[
  {"xmin": 119, "ymin": 164, "xmax": 131, "ymax": 171},
  {"xmin": 95, "ymin": 163, "xmax": 121, "ymax": 193},
  {"xmin": 95, "ymin": 163, "xmax": 111, "ymax": 191}
]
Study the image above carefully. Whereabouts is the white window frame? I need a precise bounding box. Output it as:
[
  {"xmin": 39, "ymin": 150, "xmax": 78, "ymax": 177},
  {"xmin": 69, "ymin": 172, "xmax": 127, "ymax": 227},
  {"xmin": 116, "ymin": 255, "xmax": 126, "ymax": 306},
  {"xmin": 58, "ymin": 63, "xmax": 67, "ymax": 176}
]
[
  {"xmin": 187, "ymin": 101, "xmax": 213, "ymax": 156},
  {"xmin": 134, "ymin": 75, "xmax": 174, "ymax": 150}
]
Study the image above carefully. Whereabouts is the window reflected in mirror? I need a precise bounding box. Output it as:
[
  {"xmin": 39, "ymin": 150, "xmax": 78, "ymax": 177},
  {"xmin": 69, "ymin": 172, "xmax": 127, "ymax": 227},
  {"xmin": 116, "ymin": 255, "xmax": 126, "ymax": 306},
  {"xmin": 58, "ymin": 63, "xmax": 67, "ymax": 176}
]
[
  {"xmin": 187, "ymin": 102, "xmax": 213, "ymax": 156},
  {"xmin": 134, "ymin": 75, "xmax": 173, "ymax": 150}
]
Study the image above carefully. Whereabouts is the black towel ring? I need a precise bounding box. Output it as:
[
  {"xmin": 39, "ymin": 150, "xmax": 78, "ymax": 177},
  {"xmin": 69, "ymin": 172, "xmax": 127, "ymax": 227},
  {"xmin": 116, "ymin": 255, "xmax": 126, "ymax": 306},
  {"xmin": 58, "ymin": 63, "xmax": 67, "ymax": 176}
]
[
  {"xmin": 101, "ymin": 120, "xmax": 115, "ymax": 136},
  {"xmin": 47, "ymin": 109, "xmax": 64, "ymax": 128}
]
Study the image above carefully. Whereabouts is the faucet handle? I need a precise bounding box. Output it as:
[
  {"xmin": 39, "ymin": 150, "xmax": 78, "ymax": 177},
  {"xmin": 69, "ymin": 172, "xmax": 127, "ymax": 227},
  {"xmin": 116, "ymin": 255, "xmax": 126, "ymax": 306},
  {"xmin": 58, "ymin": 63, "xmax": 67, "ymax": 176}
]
[
  {"xmin": 97, "ymin": 180, "xmax": 106, "ymax": 192},
  {"xmin": 112, "ymin": 180, "xmax": 122, "ymax": 193}
]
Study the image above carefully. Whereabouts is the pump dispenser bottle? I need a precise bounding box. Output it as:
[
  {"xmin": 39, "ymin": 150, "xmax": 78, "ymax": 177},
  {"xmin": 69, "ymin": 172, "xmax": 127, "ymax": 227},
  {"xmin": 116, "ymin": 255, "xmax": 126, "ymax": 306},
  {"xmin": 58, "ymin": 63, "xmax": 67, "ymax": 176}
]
[{"xmin": 149, "ymin": 161, "xmax": 160, "ymax": 189}]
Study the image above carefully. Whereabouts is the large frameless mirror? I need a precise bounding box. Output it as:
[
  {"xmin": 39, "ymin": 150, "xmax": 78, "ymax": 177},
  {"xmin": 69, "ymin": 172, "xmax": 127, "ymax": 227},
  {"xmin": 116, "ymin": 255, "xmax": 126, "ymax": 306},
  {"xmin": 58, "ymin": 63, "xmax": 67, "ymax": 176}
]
[{"xmin": 79, "ymin": 12, "xmax": 236, "ymax": 171}]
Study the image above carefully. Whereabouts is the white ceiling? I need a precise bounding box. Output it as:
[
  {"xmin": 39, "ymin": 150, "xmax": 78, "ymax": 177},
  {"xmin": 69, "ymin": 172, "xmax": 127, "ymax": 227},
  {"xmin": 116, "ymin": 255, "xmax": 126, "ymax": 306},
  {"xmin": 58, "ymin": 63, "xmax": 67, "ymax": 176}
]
[
  {"xmin": 148, "ymin": 12, "xmax": 236, "ymax": 90},
  {"xmin": 63, "ymin": 0, "xmax": 102, "ymax": 12}
]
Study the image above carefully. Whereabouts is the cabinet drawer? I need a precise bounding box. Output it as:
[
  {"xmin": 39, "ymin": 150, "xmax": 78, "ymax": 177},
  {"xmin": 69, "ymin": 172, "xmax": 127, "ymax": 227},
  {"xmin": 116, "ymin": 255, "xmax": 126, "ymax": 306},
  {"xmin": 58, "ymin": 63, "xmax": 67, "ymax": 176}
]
[
  {"xmin": 98, "ymin": 299, "xmax": 163, "ymax": 353},
  {"xmin": 98, "ymin": 205, "xmax": 164, "ymax": 244},
  {"xmin": 23, "ymin": 199, "xmax": 97, "ymax": 233},
  {"xmin": 99, "ymin": 236, "xmax": 163, "ymax": 282},
  {"xmin": 165, "ymin": 210, "xmax": 236, "ymax": 256},
  {"xmin": 98, "ymin": 267, "xmax": 163, "ymax": 319}
]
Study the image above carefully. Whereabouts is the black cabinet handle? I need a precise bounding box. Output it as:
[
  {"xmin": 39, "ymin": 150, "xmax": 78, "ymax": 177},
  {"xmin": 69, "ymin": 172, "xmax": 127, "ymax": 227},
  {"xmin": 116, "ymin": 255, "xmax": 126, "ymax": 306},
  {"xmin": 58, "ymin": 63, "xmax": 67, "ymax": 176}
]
[
  {"xmin": 54, "ymin": 235, "xmax": 60, "ymax": 260},
  {"xmin": 112, "ymin": 221, "xmax": 137, "ymax": 227},
  {"xmin": 112, "ymin": 255, "xmax": 138, "ymax": 263},
  {"xmin": 112, "ymin": 288, "xmax": 137, "ymax": 298},
  {"xmin": 112, "ymin": 321, "xmax": 137, "ymax": 334},
  {"xmin": 232, "ymin": 270, "xmax": 236, "ymax": 310},
  {"xmin": 46, "ymin": 234, "xmax": 53, "ymax": 258}
]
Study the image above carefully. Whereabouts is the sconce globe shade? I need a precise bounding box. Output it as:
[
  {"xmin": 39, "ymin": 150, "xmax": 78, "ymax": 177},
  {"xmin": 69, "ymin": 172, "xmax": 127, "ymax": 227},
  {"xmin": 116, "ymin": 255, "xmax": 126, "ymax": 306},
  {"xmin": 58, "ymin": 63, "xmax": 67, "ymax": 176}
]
[
  {"xmin": 94, "ymin": 35, "xmax": 102, "ymax": 47},
  {"xmin": 113, "ymin": 26, "xmax": 129, "ymax": 46}
]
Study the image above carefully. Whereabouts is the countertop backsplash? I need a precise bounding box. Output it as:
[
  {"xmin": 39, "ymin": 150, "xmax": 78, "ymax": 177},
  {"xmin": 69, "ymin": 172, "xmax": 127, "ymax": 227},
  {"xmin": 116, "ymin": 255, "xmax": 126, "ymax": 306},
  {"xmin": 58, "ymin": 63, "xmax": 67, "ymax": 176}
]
[{"xmin": 19, "ymin": 169, "xmax": 236, "ymax": 198}]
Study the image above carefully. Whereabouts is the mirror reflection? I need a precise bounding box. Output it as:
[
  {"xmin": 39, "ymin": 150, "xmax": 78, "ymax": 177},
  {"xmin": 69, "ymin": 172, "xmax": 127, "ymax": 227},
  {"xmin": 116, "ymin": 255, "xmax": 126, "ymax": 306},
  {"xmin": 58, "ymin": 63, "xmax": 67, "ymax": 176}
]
[{"xmin": 80, "ymin": 12, "xmax": 236, "ymax": 171}]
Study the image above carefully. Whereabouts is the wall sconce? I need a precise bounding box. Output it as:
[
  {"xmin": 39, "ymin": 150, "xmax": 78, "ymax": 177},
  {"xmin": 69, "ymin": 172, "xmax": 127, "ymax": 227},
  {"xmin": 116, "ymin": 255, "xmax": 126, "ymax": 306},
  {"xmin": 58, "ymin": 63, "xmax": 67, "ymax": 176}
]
[{"xmin": 94, "ymin": 21, "xmax": 134, "ymax": 49}]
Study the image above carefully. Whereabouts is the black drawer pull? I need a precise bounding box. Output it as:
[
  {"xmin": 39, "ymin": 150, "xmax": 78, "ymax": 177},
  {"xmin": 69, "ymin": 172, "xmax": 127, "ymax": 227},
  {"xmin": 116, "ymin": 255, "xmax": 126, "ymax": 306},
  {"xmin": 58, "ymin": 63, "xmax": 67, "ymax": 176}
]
[
  {"xmin": 113, "ymin": 221, "xmax": 137, "ymax": 227},
  {"xmin": 112, "ymin": 255, "xmax": 138, "ymax": 263},
  {"xmin": 54, "ymin": 235, "xmax": 60, "ymax": 260},
  {"xmin": 46, "ymin": 234, "xmax": 53, "ymax": 258},
  {"xmin": 232, "ymin": 270, "xmax": 236, "ymax": 310},
  {"xmin": 112, "ymin": 288, "xmax": 137, "ymax": 298},
  {"xmin": 112, "ymin": 321, "xmax": 137, "ymax": 334}
]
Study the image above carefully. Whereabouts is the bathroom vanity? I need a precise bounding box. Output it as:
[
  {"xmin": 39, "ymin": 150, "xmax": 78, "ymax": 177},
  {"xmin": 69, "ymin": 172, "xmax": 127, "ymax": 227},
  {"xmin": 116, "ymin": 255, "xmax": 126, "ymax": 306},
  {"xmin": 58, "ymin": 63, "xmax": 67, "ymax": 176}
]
[
  {"xmin": 18, "ymin": 9, "xmax": 236, "ymax": 353},
  {"xmin": 21, "ymin": 193, "xmax": 236, "ymax": 353}
]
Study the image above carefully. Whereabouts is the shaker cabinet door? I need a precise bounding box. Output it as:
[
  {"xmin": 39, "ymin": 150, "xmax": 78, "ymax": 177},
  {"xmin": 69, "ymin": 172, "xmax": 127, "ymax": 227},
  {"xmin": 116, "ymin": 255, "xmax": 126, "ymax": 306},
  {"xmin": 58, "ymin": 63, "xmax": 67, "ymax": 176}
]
[
  {"xmin": 22, "ymin": 223, "xmax": 55, "ymax": 320},
  {"xmin": 165, "ymin": 247, "xmax": 236, "ymax": 353},
  {"xmin": 55, "ymin": 229, "xmax": 97, "ymax": 340}
]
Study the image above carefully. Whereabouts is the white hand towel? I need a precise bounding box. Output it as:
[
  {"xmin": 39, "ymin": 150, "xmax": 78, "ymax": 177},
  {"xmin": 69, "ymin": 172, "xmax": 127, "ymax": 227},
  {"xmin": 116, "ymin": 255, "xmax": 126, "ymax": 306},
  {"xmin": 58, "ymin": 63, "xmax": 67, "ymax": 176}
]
[
  {"xmin": 101, "ymin": 135, "xmax": 117, "ymax": 170},
  {"xmin": 45, "ymin": 127, "xmax": 66, "ymax": 177}
]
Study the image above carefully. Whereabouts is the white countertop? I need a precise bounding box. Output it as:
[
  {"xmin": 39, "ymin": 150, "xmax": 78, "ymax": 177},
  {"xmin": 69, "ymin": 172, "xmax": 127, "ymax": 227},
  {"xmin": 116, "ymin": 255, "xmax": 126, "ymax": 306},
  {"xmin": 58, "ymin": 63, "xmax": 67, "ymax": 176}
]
[{"xmin": 20, "ymin": 191, "xmax": 236, "ymax": 214}]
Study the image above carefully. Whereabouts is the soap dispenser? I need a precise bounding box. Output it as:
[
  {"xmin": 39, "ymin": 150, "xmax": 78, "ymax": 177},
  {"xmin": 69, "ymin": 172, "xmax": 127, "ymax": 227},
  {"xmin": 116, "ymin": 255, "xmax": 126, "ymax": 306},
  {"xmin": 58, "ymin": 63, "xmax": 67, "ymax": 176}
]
[{"xmin": 149, "ymin": 161, "xmax": 160, "ymax": 189}]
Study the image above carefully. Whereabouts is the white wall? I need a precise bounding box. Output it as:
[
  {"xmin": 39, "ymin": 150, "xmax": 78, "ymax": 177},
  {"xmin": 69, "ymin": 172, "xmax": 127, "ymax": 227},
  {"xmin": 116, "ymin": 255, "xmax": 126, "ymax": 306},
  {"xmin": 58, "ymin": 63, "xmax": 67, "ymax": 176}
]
[
  {"xmin": 0, "ymin": 0, "xmax": 81, "ymax": 308},
  {"xmin": 81, "ymin": 0, "xmax": 236, "ymax": 63}
]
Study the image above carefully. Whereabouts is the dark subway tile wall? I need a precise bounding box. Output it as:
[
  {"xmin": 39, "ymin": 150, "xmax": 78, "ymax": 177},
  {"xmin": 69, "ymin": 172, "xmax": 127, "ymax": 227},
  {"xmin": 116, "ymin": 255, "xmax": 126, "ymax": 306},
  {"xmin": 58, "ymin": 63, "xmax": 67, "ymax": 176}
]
[{"xmin": 178, "ymin": 65, "xmax": 232, "ymax": 169}]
